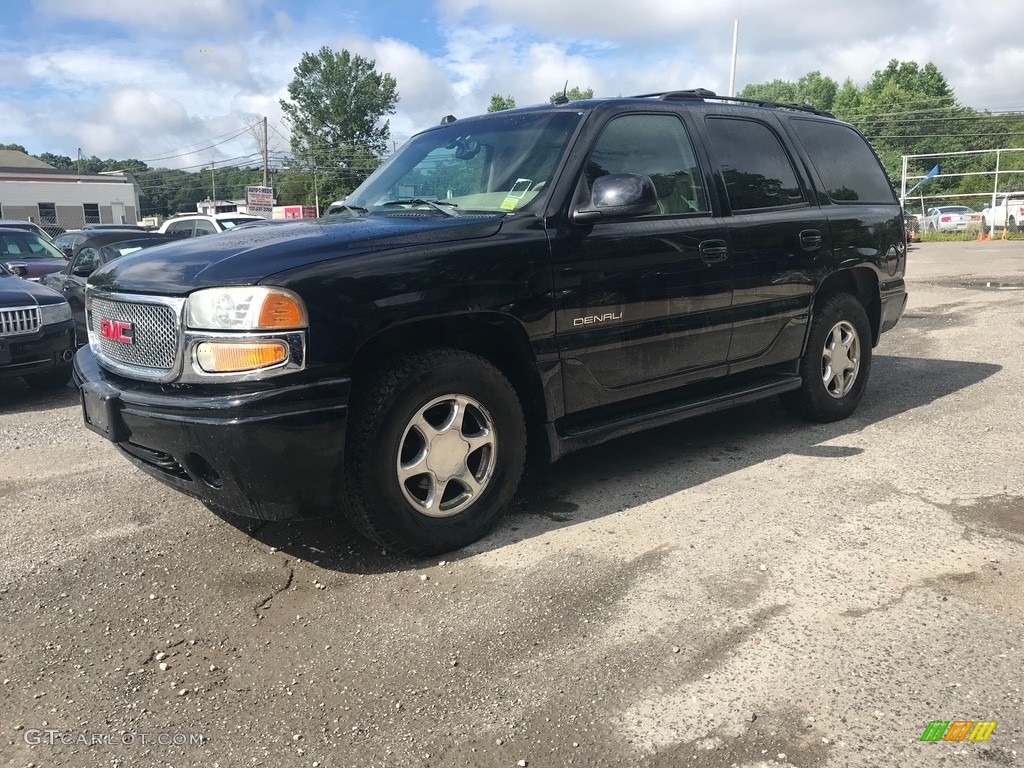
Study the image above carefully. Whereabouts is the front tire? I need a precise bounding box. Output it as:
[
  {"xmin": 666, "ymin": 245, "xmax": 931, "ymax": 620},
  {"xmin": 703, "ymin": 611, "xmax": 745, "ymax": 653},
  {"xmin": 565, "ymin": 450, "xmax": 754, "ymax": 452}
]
[
  {"xmin": 342, "ymin": 349, "xmax": 527, "ymax": 556},
  {"xmin": 781, "ymin": 293, "xmax": 872, "ymax": 423}
]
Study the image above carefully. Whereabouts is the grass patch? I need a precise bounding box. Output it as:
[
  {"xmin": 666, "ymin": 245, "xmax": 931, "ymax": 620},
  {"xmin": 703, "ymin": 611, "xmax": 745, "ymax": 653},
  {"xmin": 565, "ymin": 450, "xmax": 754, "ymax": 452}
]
[{"xmin": 918, "ymin": 228, "xmax": 1024, "ymax": 243}]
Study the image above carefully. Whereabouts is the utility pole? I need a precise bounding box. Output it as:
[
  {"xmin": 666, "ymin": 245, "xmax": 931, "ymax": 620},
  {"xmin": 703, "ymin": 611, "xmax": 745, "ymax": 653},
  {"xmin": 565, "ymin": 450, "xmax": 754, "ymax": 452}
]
[
  {"xmin": 262, "ymin": 116, "xmax": 269, "ymax": 187},
  {"xmin": 77, "ymin": 147, "xmax": 82, "ymax": 175},
  {"xmin": 211, "ymin": 159, "xmax": 216, "ymax": 208}
]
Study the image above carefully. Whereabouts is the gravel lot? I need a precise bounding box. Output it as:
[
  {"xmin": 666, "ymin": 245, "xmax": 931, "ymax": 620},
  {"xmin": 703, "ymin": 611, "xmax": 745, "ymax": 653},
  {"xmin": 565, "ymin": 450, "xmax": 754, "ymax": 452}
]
[{"xmin": 1, "ymin": 241, "xmax": 1021, "ymax": 768}]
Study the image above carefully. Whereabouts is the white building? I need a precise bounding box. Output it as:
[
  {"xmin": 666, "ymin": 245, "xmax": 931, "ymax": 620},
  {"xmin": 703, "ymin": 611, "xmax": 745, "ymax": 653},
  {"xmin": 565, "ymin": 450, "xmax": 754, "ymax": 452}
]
[{"xmin": 0, "ymin": 150, "xmax": 142, "ymax": 232}]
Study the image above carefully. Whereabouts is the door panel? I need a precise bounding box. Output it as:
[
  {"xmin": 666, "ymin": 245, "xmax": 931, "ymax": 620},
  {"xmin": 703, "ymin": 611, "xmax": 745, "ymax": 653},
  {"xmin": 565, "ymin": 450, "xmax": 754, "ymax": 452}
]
[
  {"xmin": 551, "ymin": 112, "xmax": 733, "ymax": 414},
  {"xmin": 702, "ymin": 114, "xmax": 827, "ymax": 370}
]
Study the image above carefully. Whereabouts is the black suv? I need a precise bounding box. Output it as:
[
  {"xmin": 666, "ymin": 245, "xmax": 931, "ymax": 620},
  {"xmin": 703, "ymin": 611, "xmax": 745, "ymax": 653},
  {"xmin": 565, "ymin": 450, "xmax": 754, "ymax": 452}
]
[{"xmin": 74, "ymin": 90, "xmax": 907, "ymax": 555}]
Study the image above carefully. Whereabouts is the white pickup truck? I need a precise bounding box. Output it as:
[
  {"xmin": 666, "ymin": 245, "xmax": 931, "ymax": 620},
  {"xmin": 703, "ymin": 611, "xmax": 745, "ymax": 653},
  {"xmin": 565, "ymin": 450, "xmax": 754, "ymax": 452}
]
[{"xmin": 981, "ymin": 192, "xmax": 1024, "ymax": 232}]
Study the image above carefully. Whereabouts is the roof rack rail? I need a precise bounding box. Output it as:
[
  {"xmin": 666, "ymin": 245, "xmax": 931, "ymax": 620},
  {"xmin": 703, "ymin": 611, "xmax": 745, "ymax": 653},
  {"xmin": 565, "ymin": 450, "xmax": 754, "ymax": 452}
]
[{"xmin": 630, "ymin": 89, "xmax": 835, "ymax": 118}]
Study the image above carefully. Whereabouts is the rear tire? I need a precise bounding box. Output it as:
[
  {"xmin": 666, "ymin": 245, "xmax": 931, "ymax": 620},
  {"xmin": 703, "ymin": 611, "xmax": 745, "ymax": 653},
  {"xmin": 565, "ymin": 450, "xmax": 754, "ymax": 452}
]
[
  {"xmin": 342, "ymin": 349, "xmax": 527, "ymax": 556},
  {"xmin": 1010, "ymin": 217, "xmax": 1018, "ymax": 233},
  {"xmin": 781, "ymin": 293, "xmax": 872, "ymax": 423}
]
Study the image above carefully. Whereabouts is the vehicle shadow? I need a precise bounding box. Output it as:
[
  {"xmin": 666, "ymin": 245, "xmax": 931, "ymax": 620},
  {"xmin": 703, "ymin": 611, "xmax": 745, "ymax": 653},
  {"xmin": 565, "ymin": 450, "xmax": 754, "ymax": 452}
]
[
  {"xmin": 0, "ymin": 379, "xmax": 78, "ymax": 414},
  {"xmin": 217, "ymin": 355, "xmax": 1000, "ymax": 574}
]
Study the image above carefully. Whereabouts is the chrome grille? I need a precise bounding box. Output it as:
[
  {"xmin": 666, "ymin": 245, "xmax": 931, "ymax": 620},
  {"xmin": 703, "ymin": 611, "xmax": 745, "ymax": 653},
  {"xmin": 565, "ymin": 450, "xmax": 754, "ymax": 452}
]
[
  {"xmin": 90, "ymin": 297, "xmax": 180, "ymax": 371},
  {"xmin": 0, "ymin": 306, "xmax": 40, "ymax": 337}
]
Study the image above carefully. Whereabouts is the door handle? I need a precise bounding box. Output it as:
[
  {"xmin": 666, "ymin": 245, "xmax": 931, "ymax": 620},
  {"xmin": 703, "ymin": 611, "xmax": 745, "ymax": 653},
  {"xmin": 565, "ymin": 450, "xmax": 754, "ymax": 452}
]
[
  {"xmin": 799, "ymin": 229, "xmax": 823, "ymax": 251},
  {"xmin": 699, "ymin": 239, "xmax": 729, "ymax": 264}
]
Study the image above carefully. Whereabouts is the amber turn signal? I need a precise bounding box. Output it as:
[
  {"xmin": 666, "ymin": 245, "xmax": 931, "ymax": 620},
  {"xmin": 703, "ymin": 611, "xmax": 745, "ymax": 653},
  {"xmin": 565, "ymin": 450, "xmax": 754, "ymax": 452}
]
[
  {"xmin": 195, "ymin": 340, "xmax": 288, "ymax": 373},
  {"xmin": 258, "ymin": 293, "xmax": 305, "ymax": 328}
]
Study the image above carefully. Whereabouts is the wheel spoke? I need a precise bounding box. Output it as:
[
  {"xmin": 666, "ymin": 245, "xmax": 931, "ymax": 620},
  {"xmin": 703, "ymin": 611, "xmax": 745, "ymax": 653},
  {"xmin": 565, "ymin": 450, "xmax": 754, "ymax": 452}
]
[
  {"xmin": 457, "ymin": 467, "xmax": 483, "ymax": 498},
  {"xmin": 421, "ymin": 473, "xmax": 438, "ymax": 510},
  {"xmin": 452, "ymin": 396, "xmax": 476, "ymax": 435},
  {"xmin": 465, "ymin": 429, "xmax": 494, "ymax": 454},
  {"xmin": 397, "ymin": 448, "xmax": 429, "ymax": 483},
  {"xmin": 410, "ymin": 413, "xmax": 441, "ymax": 441}
]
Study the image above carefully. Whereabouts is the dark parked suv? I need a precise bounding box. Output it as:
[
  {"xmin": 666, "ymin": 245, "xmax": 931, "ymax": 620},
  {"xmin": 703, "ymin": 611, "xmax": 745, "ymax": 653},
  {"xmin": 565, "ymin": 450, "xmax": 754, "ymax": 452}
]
[{"xmin": 74, "ymin": 90, "xmax": 907, "ymax": 554}]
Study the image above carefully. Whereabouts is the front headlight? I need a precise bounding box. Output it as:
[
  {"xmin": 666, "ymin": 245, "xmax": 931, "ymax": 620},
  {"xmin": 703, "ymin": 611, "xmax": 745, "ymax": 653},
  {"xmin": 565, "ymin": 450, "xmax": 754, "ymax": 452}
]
[
  {"xmin": 39, "ymin": 302, "xmax": 72, "ymax": 325},
  {"xmin": 185, "ymin": 287, "xmax": 307, "ymax": 331}
]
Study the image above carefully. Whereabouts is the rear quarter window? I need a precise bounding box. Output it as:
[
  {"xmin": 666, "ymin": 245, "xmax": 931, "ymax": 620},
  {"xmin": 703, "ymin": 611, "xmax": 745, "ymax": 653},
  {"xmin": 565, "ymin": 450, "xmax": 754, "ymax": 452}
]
[{"xmin": 790, "ymin": 119, "xmax": 896, "ymax": 205}]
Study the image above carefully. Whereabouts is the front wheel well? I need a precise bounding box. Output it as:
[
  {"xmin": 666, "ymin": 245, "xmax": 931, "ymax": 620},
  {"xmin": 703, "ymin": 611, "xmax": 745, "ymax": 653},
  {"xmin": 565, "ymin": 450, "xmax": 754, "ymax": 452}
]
[
  {"xmin": 348, "ymin": 314, "xmax": 549, "ymax": 458},
  {"xmin": 815, "ymin": 268, "xmax": 880, "ymax": 345}
]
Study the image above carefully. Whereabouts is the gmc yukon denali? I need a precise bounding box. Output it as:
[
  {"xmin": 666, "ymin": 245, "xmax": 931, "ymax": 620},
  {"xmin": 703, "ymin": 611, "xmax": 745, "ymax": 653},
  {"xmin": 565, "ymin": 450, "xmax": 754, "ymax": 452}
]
[{"xmin": 74, "ymin": 90, "xmax": 908, "ymax": 555}]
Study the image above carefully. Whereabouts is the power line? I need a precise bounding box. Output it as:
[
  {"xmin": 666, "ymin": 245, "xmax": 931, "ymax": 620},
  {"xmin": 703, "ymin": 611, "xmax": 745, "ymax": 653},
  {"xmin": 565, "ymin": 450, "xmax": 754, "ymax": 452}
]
[{"xmin": 137, "ymin": 124, "xmax": 260, "ymax": 163}]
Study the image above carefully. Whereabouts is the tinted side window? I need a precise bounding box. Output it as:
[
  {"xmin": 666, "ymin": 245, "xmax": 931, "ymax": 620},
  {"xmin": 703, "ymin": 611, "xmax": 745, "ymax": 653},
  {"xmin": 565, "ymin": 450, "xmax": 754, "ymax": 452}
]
[
  {"xmin": 790, "ymin": 119, "xmax": 895, "ymax": 204},
  {"xmin": 707, "ymin": 117, "xmax": 805, "ymax": 211},
  {"xmin": 585, "ymin": 114, "xmax": 708, "ymax": 215},
  {"xmin": 73, "ymin": 248, "xmax": 100, "ymax": 273},
  {"xmin": 194, "ymin": 220, "xmax": 217, "ymax": 236},
  {"xmin": 167, "ymin": 221, "xmax": 194, "ymax": 236}
]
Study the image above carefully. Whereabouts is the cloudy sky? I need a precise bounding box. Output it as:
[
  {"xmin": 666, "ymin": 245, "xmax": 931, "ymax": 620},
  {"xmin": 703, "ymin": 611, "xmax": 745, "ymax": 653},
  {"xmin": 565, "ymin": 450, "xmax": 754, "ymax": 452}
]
[{"xmin": 2, "ymin": 0, "xmax": 1020, "ymax": 170}]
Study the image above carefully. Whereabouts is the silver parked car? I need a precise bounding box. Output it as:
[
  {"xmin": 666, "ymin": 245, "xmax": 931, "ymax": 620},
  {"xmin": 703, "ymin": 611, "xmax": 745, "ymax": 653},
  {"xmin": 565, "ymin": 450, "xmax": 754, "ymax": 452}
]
[{"xmin": 921, "ymin": 205, "xmax": 981, "ymax": 232}]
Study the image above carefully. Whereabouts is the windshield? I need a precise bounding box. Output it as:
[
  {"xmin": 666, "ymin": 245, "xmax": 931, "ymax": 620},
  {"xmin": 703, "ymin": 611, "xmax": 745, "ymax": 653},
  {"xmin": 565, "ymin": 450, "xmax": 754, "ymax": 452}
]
[
  {"xmin": 0, "ymin": 231, "xmax": 65, "ymax": 259},
  {"xmin": 347, "ymin": 111, "xmax": 583, "ymax": 215}
]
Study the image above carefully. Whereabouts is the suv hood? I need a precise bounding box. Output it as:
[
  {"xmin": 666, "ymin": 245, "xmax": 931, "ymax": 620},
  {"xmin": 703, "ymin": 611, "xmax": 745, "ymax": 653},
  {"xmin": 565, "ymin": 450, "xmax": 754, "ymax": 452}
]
[
  {"xmin": 0, "ymin": 274, "xmax": 68, "ymax": 306},
  {"xmin": 89, "ymin": 216, "xmax": 505, "ymax": 295}
]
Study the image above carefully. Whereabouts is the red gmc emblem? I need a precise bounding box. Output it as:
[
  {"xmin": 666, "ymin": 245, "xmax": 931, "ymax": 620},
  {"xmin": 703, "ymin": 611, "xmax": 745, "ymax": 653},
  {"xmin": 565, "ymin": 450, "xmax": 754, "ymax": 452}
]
[{"xmin": 99, "ymin": 318, "xmax": 135, "ymax": 345}]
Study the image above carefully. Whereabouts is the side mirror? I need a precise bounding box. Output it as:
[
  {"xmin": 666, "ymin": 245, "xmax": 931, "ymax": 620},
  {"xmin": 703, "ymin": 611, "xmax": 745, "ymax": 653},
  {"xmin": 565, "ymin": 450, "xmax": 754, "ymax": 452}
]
[
  {"xmin": 72, "ymin": 266, "xmax": 94, "ymax": 278},
  {"xmin": 8, "ymin": 262, "xmax": 29, "ymax": 278},
  {"xmin": 572, "ymin": 173, "xmax": 660, "ymax": 224}
]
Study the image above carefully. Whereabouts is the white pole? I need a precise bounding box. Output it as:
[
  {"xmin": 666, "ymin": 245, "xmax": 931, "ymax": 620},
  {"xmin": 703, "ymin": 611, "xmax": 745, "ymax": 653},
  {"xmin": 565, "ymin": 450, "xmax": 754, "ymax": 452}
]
[
  {"xmin": 900, "ymin": 155, "xmax": 908, "ymax": 206},
  {"xmin": 992, "ymin": 150, "xmax": 1001, "ymax": 237},
  {"xmin": 728, "ymin": 20, "xmax": 739, "ymax": 97}
]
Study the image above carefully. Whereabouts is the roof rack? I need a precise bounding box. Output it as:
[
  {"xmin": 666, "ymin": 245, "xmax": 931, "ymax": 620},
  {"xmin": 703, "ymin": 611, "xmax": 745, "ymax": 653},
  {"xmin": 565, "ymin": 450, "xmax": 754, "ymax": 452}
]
[{"xmin": 631, "ymin": 89, "xmax": 835, "ymax": 118}]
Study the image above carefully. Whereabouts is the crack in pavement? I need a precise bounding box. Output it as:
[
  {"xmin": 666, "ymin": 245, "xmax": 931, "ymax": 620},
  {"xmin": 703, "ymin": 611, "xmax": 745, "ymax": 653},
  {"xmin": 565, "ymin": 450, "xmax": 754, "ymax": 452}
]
[{"xmin": 252, "ymin": 559, "xmax": 294, "ymax": 619}]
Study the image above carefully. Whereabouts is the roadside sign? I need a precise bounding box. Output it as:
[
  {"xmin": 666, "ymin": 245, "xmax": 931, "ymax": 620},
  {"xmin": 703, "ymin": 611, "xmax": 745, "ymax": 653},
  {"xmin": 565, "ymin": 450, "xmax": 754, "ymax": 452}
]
[{"xmin": 246, "ymin": 186, "xmax": 273, "ymax": 218}]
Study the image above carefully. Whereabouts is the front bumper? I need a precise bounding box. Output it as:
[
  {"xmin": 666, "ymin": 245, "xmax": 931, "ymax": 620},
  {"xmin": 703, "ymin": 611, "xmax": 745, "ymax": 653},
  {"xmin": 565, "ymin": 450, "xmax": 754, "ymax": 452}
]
[
  {"xmin": 0, "ymin": 320, "xmax": 75, "ymax": 380},
  {"xmin": 73, "ymin": 345, "xmax": 351, "ymax": 521}
]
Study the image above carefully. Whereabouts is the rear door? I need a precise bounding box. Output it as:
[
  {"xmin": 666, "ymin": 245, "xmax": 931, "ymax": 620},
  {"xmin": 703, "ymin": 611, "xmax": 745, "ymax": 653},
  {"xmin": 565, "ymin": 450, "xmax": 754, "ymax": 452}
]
[
  {"xmin": 551, "ymin": 110, "xmax": 734, "ymax": 413},
  {"xmin": 702, "ymin": 112, "xmax": 829, "ymax": 372}
]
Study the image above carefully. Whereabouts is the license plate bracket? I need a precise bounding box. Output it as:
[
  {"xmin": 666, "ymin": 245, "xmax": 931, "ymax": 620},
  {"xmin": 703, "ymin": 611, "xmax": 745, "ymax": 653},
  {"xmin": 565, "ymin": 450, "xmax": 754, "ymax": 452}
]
[{"xmin": 81, "ymin": 381, "xmax": 128, "ymax": 442}]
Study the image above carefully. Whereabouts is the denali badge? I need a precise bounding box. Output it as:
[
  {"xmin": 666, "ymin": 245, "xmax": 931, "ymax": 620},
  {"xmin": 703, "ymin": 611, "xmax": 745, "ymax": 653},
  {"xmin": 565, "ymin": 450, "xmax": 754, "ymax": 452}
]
[
  {"xmin": 99, "ymin": 318, "xmax": 135, "ymax": 345},
  {"xmin": 573, "ymin": 312, "xmax": 623, "ymax": 327}
]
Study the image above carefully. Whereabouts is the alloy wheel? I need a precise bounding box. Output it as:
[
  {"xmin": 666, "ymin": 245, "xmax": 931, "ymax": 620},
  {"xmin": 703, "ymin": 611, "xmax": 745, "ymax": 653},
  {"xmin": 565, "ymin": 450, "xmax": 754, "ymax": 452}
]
[
  {"xmin": 821, "ymin": 320, "xmax": 860, "ymax": 399},
  {"xmin": 396, "ymin": 394, "xmax": 497, "ymax": 517}
]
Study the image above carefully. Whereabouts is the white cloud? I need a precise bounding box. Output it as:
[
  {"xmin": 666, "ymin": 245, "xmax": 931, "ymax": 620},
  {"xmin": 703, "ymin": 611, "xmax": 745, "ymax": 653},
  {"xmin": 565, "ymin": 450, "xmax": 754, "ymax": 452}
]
[
  {"xmin": 31, "ymin": 0, "xmax": 271, "ymax": 35},
  {"xmin": 9, "ymin": 0, "xmax": 1024, "ymax": 176}
]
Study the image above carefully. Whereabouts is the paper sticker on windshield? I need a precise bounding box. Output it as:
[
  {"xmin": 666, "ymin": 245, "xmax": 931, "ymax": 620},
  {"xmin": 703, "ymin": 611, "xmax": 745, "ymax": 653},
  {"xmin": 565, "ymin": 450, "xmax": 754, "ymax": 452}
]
[{"xmin": 500, "ymin": 178, "xmax": 533, "ymax": 211}]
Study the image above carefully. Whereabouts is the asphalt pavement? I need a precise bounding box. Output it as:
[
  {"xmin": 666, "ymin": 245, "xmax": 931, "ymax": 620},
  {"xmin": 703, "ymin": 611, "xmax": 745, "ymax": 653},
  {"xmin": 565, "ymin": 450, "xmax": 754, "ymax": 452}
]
[{"xmin": 1, "ymin": 241, "xmax": 1021, "ymax": 768}]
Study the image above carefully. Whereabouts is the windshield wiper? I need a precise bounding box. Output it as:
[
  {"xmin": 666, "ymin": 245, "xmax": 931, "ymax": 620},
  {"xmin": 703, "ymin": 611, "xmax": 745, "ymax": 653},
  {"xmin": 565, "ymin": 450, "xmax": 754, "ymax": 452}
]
[
  {"xmin": 379, "ymin": 199, "xmax": 461, "ymax": 217},
  {"xmin": 327, "ymin": 204, "xmax": 368, "ymax": 217}
]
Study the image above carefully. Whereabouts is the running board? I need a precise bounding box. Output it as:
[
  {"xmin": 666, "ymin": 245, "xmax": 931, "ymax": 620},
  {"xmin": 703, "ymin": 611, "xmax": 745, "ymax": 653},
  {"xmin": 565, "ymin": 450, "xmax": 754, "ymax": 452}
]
[{"xmin": 547, "ymin": 374, "xmax": 802, "ymax": 460}]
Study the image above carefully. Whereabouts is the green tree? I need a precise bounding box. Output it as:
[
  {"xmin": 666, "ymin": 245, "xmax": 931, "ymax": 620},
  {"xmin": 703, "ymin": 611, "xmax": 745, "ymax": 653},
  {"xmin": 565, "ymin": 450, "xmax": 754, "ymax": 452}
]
[
  {"xmin": 0, "ymin": 143, "xmax": 28, "ymax": 153},
  {"xmin": 550, "ymin": 85, "xmax": 594, "ymax": 103},
  {"xmin": 739, "ymin": 71, "xmax": 837, "ymax": 110},
  {"xmin": 487, "ymin": 94, "xmax": 516, "ymax": 112},
  {"xmin": 280, "ymin": 46, "xmax": 399, "ymax": 201},
  {"xmin": 36, "ymin": 152, "xmax": 74, "ymax": 169}
]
